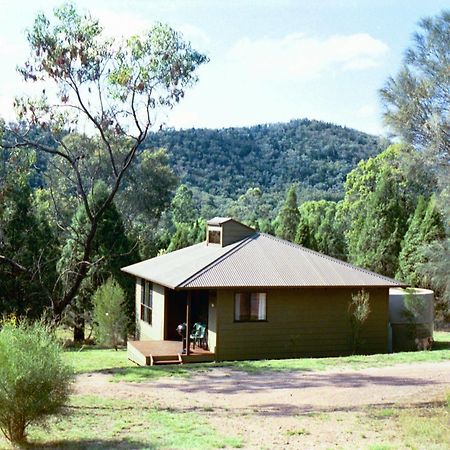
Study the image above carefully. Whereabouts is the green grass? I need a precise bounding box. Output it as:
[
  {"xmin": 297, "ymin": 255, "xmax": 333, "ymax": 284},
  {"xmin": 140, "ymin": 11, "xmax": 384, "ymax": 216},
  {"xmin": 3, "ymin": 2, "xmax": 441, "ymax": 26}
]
[
  {"xmin": 286, "ymin": 428, "xmax": 310, "ymax": 436},
  {"xmin": 113, "ymin": 331, "xmax": 450, "ymax": 382},
  {"xmin": 398, "ymin": 411, "xmax": 450, "ymax": 449},
  {"xmin": 365, "ymin": 394, "xmax": 450, "ymax": 450},
  {"xmin": 63, "ymin": 348, "xmax": 134, "ymax": 374},
  {"xmin": 63, "ymin": 332, "xmax": 450, "ymax": 382},
  {"xmin": 369, "ymin": 408, "xmax": 397, "ymax": 419},
  {"xmin": 0, "ymin": 396, "xmax": 242, "ymax": 449}
]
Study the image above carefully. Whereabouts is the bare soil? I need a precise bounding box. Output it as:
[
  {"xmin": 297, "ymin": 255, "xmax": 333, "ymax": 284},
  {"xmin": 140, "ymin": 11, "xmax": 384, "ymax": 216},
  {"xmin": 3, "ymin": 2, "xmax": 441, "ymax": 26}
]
[{"xmin": 75, "ymin": 361, "xmax": 450, "ymax": 449}]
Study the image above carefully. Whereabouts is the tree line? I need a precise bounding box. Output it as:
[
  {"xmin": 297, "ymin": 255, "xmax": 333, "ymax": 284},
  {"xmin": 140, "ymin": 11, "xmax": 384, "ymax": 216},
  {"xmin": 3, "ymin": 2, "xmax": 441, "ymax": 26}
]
[{"xmin": 0, "ymin": 5, "xmax": 448, "ymax": 339}]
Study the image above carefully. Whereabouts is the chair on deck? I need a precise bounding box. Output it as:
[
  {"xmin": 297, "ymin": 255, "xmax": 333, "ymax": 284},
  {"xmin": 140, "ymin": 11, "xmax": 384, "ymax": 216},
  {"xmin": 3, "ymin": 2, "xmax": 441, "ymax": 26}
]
[{"xmin": 189, "ymin": 323, "xmax": 207, "ymax": 349}]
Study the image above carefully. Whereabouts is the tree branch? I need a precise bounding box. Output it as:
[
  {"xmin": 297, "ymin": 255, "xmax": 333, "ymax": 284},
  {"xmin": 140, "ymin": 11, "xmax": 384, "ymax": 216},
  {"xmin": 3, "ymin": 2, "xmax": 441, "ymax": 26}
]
[{"xmin": 0, "ymin": 255, "xmax": 27, "ymax": 272}]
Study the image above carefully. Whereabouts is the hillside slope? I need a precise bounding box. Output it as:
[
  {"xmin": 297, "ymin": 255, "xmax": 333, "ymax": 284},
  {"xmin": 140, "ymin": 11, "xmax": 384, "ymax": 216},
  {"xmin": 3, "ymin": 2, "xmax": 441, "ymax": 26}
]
[{"xmin": 145, "ymin": 119, "xmax": 383, "ymax": 202}]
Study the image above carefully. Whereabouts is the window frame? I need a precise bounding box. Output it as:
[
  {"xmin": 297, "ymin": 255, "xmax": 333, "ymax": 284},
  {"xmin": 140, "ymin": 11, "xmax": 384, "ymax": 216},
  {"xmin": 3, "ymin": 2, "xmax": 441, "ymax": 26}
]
[
  {"xmin": 140, "ymin": 278, "xmax": 153, "ymax": 325},
  {"xmin": 234, "ymin": 291, "xmax": 267, "ymax": 322},
  {"xmin": 207, "ymin": 225, "xmax": 222, "ymax": 245}
]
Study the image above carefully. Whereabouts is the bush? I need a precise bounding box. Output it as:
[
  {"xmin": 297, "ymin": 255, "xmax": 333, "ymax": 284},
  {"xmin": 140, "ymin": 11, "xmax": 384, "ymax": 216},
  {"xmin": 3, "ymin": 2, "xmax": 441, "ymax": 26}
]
[
  {"xmin": 348, "ymin": 289, "xmax": 371, "ymax": 354},
  {"xmin": 0, "ymin": 318, "xmax": 73, "ymax": 444},
  {"xmin": 92, "ymin": 278, "xmax": 129, "ymax": 350}
]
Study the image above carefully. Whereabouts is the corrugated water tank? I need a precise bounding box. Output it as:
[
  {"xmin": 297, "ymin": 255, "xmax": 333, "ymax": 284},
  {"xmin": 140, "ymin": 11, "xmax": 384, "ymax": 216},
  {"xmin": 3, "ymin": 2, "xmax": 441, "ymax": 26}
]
[{"xmin": 389, "ymin": 288, "xmax": 434, "ymax": 352}]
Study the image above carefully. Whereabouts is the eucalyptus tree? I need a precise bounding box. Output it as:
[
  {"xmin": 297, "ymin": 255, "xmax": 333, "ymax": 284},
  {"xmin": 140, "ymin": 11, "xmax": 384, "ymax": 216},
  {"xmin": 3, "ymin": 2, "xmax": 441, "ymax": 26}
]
[{"xmin": 3, "ymin": 4, "xmax": 207, "ymax": 319}]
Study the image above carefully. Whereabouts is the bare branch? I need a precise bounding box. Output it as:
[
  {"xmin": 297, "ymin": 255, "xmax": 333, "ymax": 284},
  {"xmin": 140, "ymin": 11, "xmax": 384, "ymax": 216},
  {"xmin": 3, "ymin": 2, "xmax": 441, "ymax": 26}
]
[
  {"xmin": 0, "ymin": 255, "xmax": 27, "ymax": 272},
  {"xmin": 67, "ymin": 72, "xmax": 119, "ymax": 178}
]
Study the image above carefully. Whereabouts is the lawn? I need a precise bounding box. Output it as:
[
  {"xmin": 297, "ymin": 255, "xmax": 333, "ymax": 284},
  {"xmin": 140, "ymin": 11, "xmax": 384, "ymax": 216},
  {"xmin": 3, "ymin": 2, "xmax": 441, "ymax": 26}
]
[
  {"xmin": 0, "ymin": 396, "xmax": 242, "ymax": 449},
  {"xmin": 364, "ymin": 396, "xmax": 450, "ymax": 450},
  {"xmin": 63, "ymin": 347, "xmax": 134, "ymax": 374},
  {"xmin": 2, "ymin": 390, "xmax": 448, "ymax": 449},
  {"xmin": 62, "ymin": 331, "xmax": 450, "ymax": 382},
  {"xmin": 0, "ymin": 333, "xmax": 448, "ymax": 449}
]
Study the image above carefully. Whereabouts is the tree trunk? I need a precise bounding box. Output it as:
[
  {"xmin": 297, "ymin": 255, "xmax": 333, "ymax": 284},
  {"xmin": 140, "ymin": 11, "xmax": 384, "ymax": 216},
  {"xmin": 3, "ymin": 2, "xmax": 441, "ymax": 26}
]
[{"xmin": 73, "ymin": 317, "xmax": 85, "ymax": 343}]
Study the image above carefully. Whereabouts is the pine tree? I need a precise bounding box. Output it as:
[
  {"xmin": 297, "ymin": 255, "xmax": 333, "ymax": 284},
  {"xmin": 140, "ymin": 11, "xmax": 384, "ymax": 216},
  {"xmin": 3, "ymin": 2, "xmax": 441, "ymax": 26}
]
[
  {"xmin": 397, "ymin": 195, "xmax": 445, "ymax": 286},
  {"xmin": 0, "ymin": 169, "xmax": 58, "ymax": 318},
  {"xmin": 93, "ymin": 278, "xmax": 129, "ymax": 349},
  {"xmin": 275, "ymin": 185, "xmax": 300, "ymax": 242},
  {"xmin": 295, "ymin": 200, "xmax": 346, "ymax": 258},
  {"xmin": 350, "ymin": 170, "xmax": 407, "ymax": 277}
]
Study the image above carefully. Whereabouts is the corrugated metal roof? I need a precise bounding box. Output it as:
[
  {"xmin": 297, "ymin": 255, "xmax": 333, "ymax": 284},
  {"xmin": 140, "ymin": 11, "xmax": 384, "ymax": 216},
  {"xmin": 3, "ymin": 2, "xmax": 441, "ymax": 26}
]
[
  {"xmin": 121, "ymin": 238, "xmax": 247, "ymax": 289},
  {"xmin": 181, "ymin": 233, "xmax": 404, "ymax": 288},
  {"xmin": 122, "ymin": 232, "xmax": 405, "ymax": 289}
]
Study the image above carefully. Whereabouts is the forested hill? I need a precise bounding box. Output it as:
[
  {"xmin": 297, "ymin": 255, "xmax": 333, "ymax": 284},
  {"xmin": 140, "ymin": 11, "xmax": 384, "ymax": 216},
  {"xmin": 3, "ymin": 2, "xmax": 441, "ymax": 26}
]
[{"xmin": 145, "ymin": 119, "xmax": 383, "ymax": 202}]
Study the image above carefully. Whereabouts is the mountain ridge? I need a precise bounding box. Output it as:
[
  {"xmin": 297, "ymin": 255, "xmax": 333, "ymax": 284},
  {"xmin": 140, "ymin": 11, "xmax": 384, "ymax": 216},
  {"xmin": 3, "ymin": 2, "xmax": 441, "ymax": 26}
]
[{"xmin": 144, "ymin": 118, "xmax": 384, "ymax": 205}]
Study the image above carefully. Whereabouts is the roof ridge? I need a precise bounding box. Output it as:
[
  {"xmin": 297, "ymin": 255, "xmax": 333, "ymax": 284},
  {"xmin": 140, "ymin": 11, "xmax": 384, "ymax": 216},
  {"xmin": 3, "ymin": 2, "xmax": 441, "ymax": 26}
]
[
  {"xmin": 176, "ymin": 233, "xmax": 258, "ymax": 288},
  {"xmin": 259, "ymin": 232, "xmax": 403, "ymax": 285}
]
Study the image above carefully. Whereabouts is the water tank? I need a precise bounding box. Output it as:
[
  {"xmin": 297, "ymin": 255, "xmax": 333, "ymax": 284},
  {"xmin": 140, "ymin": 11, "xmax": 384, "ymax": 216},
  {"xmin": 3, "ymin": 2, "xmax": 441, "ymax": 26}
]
[{"xmin": 389, "ymin": 288, "xmax": 434, "ymax": 352}]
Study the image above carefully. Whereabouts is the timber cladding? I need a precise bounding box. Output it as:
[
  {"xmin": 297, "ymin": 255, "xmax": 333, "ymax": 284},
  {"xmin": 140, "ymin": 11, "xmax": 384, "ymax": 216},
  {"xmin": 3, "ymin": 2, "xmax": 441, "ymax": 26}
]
[
  {"xmin": 135, "ymin": 280, "xmax": 165, "ymax": 341},
  {"xmin": 215, "ymin": 287, "xmax": 389, "ymax": 360},
  {"xmin": 221, "ymin": 220, "xmax": 254, "ymax": 247}
]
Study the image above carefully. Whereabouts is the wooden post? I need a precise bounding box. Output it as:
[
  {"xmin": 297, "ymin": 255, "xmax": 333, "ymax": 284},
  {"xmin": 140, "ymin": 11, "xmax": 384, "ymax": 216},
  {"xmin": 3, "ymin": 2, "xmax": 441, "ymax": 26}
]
[{"xmin": 186, "ymin": 292, "xmax": 192, "ymax": 356}]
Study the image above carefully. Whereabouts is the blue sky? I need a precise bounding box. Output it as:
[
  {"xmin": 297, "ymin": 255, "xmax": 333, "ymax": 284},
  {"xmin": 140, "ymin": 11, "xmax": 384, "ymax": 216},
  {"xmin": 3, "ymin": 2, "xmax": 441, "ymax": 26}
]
[{"xmin": 0, "ymin": 0, "xmax": 448, "ymax": 136}]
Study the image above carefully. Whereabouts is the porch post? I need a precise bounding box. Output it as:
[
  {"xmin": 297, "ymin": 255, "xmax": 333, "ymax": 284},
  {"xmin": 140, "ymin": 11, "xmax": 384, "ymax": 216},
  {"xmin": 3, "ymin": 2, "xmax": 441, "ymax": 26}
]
[{"xmin": 186, "ymin": 292, "xmax": 192, "ymax": 356}]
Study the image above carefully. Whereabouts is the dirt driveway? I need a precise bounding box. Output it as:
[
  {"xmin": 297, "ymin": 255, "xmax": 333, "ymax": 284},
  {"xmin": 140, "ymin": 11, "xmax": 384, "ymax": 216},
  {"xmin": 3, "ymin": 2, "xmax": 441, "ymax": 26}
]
[{"xmin": 75, "ymin": 361, "xmax": 450, "ymax": 449}]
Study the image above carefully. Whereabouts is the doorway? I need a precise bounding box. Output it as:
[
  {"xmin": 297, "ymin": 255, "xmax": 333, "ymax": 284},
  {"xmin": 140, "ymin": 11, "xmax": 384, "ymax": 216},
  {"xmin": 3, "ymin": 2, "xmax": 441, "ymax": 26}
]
[{"xmin": 164, "ymin": 290, "xmax": 209, "ymax": 341}]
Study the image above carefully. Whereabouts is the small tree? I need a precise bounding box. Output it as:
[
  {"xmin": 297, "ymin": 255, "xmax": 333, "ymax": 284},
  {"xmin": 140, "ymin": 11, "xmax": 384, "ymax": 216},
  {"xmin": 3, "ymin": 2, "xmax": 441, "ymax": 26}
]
[
  {"xmin": 348, "ymin": 289, "xmax": 371, "ymax": 354},
  {"xmin": 275, "ymin": 184, "xmax": 300, "ymax": 242},
  {"xmin": 92, "ymin": 278, "xmax": 129, "ymax": 350},
  {"xmin": 0, "ymin": 318, "xmax": 73, "ymax": 444}
]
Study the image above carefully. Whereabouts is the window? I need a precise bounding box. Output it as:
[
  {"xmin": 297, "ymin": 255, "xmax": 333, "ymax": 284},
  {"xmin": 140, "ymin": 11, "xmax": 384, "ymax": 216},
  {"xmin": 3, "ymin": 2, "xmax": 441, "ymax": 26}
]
[
  {"xmin": 140, "ymin": 279, "xmax": 153, "ymax": 324},
  {"xmin": 234, "ymin": 292, "xmax": 266, "ymax": 321},
  {"xmin": 208, "ymin": 229, "xmax": 221, "ymax": 244}
]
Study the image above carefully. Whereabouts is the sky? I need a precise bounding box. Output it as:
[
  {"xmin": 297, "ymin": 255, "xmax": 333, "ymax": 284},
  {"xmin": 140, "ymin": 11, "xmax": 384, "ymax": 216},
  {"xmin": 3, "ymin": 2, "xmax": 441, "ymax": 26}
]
[{"xmin": 0, "ymin": 0, "xmax": 448, "ymax": 136}]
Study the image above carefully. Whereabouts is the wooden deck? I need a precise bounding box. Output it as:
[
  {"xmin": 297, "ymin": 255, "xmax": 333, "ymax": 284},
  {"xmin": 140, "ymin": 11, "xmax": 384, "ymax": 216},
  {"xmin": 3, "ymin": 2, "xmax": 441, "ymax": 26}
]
[{"xmin": 128, "ymin": 340, "xmax": 215, "ymax": 366}]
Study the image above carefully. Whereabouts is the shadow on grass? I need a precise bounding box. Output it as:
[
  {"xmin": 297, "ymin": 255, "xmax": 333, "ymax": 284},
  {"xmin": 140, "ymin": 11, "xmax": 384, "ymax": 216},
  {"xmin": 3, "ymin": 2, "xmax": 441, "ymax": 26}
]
[
  {"xmin": 68, "ymin": 332, "xmax": 450, "ymax": 381},
  {"xmin": 107, "ymin": 348, "xmax": 450, "ymax": 382},
  {"xmin": 252, "ymin": 399, "xmax": 448, "ymax": 418},
  {"xmin": 24, "ymin": 438, "xmax": 155, "ymax": 449},
  {"xmin": 105, "ymin": 360, "xmax": 316, "ymax": 382},
  {"xmin": 433, "ymin": 339, "xmax": 450, "ymax": 350},
  {"xmin": 105, "ymin": 363, "xmax": 216, "ymax": 381}
]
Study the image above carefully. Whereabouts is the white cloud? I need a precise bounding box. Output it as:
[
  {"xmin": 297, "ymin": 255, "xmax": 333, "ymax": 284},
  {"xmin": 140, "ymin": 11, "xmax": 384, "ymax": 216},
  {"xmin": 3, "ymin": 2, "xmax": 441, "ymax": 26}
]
[
  {"xmin": 90, "ymin": 9, "xmax": 152, "ymax": 39},
  {"xmin": 356, "ymin": 103, "xmax": 377, "ymax": 118},
  {"xmin": 227, "ymin": 32, "xmax": 389, "ymax": 81},
  {"xmin": 0, "ymin": 37, "xmax": 27, "ymax": 58},
  {"xmin": 0, "ymin": 93, "xmax": 15, "ymax": 122},
  {"xmin": 166, "ymin": 108, "xmax": 202, "ymax": 129},
  {"xmin": 91, "ymin": 9, "xmax": 210, "ymax": 50},
  {"xmin": 177, "ymin": 24, "xmax": 210, "ymax": 50}
]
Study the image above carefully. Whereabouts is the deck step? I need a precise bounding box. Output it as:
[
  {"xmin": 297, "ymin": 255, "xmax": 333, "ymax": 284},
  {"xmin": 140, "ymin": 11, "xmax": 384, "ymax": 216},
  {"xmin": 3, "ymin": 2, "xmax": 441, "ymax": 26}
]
[
  {"xmin": 151, "ymin": 354, "xmax": 182, "ymax": 366},
  {"xmin": 152, "ymin": 358, "xmax": 182, "ymax": 365}
]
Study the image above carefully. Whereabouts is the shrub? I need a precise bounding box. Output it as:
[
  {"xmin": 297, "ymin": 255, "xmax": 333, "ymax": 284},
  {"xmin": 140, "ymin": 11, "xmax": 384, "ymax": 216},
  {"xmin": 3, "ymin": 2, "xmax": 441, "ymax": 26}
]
[
  {"xmin": 92, "ymin": 278, "xmax": 129, "ymax": 350},
  {"xmin": 0, "ymin": 318, "xmax": 73, "ymax": 444},
  {"xmin": 348, "ymin": 289, "xmax": 371, "ymax": 354}
]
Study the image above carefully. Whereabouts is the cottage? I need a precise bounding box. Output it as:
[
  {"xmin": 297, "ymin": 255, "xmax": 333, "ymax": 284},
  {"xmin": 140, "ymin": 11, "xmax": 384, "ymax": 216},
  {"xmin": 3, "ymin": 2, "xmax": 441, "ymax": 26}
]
[{"xmin": 122, "ymin": 218, "xmax": 405, "ymax": 365}]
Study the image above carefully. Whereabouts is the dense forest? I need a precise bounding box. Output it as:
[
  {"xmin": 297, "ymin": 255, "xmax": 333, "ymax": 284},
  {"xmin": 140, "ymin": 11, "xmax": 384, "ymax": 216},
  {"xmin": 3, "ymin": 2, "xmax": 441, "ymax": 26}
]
[
  {"xmin": 0, "ymin": 5, "xmax": 448, "ymax": 341},
  {"xmin": 10, "ymin": 119, "xmax": 383, "ymax": 218},
  {"xmin": 146, "ymin": 119, "xmax": 383, "ymax": 206}
]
